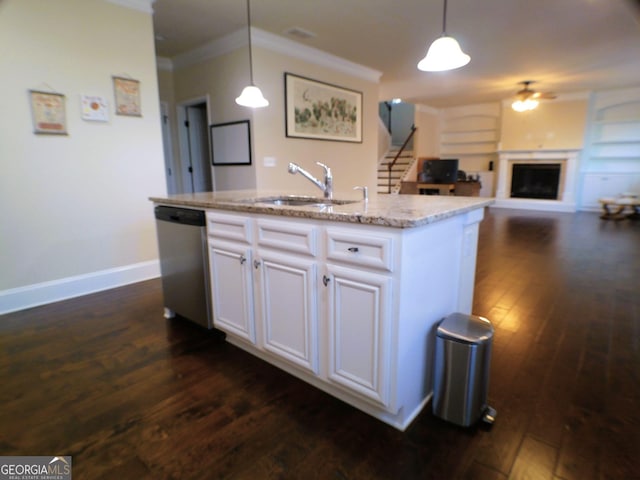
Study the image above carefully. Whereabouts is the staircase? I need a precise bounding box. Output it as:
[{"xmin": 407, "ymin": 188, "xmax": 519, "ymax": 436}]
[{"xmin": 377, "ymin": 148, "xmax": 414, "ymax": 194}]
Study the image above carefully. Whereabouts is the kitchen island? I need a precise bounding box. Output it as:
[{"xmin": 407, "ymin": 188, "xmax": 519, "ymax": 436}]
[{"xmin": 150, "ymin": 190, "xmax": 493, "ymax": 430}]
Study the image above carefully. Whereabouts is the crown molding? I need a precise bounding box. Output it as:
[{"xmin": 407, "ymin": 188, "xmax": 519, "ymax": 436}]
[
  {"xmin": 252, "ymin": 28, "xmax": 382, "ymax": 83},
  {"xmin": 171, "ymin": 29, "xmax": 246, "ymax": 71},
  {"xmin": 168, "ymin": 27, "xmax": 382, "ymax": 83},
  {"xmin": 103, "ymin": 0, "xmax": 154, "ymax": 14}
]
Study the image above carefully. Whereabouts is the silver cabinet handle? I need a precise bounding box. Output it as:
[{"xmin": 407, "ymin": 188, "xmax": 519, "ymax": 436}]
[
  {"xmin": 322, "ymin": 275, "xmax": 331, "ymax": 286},
  {"xmin": 239, "ymin": 255, "xmax": 247, "ymax": 265},
  {"xmin": 253, "ymin": 259, "xmax": 261, "ymax": 269},
  {"xmin": 347, "ymin": 247, "xmax": 359, "ymax": 253}
]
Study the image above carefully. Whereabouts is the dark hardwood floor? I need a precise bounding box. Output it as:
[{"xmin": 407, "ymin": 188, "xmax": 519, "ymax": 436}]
[{"xmin": 1, "ymin": 208, "xmax": 638, "ymax": 479}]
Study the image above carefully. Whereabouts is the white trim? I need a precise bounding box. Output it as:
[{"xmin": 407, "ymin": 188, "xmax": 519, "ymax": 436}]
[
  {"xmin": 0, "ymin": 261, "xmax": 160, "ymax": 315},
  {"xmin": 172, "ymin": 29, "xmax": 247, "ymax": 70},
  {"xmin": 170, "ymin": 27, "xmax": 382, "ymax": 83},
  {"xmin": 494, "ymin": 149, "xmax": 581, "ymax": 212},
  {"xmin": 252, "ymin": 29, "xmax": 382, "ymax": 83},
  {"xmin": 103, "ymin": 0, "xmax": 154, "ymax": 14}
]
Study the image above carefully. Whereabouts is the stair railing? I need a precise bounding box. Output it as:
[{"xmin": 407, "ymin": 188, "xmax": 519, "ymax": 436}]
[{"xmin": 387, "ymin": 125, "xmax": 417, "ymax": 193}]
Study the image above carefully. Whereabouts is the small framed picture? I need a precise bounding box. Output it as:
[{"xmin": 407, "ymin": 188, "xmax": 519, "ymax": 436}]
[
  {"xmin": 81, "ymin": 95, "xmax": 109, "ymax": 122},
  {"xmin": 113, "ymin": 76, "xmax": 141, "ymax": 116},
  {"xmin": 29, "ymin": 90, "xmax": 68, "ymax": 135},
  {"xmin": 210, "ymin": 120, "xmax": 252, "ymax": 166}
]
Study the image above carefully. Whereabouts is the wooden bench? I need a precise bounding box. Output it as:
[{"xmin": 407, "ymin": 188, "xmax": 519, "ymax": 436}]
[{"xmin": 598, "ymin": 195, "xmax": 640, "ymax": 220}]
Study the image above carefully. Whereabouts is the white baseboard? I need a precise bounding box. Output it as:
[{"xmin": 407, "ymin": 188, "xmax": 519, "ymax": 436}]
[
  {"xmin": 491, "ymin": 199, "xmax": 576, "ymax": 212},
  {"xmin": 0, "ymin": 260, "xmax": 160, "ymax": 315}
]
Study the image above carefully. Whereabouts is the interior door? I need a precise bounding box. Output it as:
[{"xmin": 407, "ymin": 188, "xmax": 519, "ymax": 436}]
[{"xmin": 185, "ymin": 103, "xmax": 213, "ymax": 193}]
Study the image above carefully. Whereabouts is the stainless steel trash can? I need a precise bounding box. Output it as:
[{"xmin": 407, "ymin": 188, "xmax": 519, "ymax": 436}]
[{"xmin": 433, "ymin": 312, "xmax": 496, "ymax": 426}]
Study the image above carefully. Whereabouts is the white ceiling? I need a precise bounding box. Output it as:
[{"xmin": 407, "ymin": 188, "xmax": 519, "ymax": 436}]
[{"xmin": 152, "ymin": 0, "xmax": 640, "ymax": 107}]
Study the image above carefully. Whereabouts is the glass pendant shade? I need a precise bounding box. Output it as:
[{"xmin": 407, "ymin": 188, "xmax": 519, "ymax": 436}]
[
  {"xmin": 236, "ymin": 0, "xmax": 269, "ymax": 108},
  {"xmin": 417, "ymin": 35, "xmax": 470, "ymax": 72},
  {"xmin": 236, "ymin": 85, "xmax": 269, "ymax": 108},
  {"xmin": 511, "ymin": 98, "xmax": 539, "ymax": 112}
]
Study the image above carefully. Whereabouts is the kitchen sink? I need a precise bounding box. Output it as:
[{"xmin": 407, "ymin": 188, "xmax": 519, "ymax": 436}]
[{"xmin": 247, "ymin": 195, "xmax": 359, "ymax": 207}]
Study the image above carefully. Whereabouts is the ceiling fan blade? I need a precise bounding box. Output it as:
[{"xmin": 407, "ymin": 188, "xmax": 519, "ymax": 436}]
[{"xmin": 536, "ymin": 92, "xmax": 557, "ymax": 99}]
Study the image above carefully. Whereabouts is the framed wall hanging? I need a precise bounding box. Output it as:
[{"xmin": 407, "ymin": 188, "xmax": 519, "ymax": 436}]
[
  {"xmin": 29, "ymin": 90, "xmax": 67, "ymax": 135},
  {"xmin": 113, "ymin": 76, "xmax": 141, "ymax": 116},
  {"xmin": 285, "ymin": 72, "xmax": 362, "ymax": 143},
  {"xmin": 81, "ymin": 95, "xmax": 109, "ymax": 122},
  {"xmin": 210, "ymin": 120, "xmax": 252, "ymax": 166}
]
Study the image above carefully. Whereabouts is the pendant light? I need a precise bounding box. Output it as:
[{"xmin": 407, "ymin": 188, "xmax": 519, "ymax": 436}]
[
  {"xmin": 417, "ymin": 0, "xmax": 470, "ymax": 72},
  {"xmin": 235, "ymin": 0, "xmax": 269, "ymax": 108}
]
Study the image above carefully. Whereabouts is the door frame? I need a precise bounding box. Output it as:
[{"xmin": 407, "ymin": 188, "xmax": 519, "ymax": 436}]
[
  {"xmin": 159, "ymin": 101, "xmax": 178, "ymax": 195},
  {"xmin": 177, "ymin": 95, "xmax": 214, "ymax": 193}
]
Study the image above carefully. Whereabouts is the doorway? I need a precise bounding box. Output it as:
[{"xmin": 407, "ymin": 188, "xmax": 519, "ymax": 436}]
[
  {"xmin": 177, "ymin": 99, "xmax": 213, "ymax": 194},
  {"xmin": 160, "ymin": 101, "xmax": 178, "ymax": 195}
]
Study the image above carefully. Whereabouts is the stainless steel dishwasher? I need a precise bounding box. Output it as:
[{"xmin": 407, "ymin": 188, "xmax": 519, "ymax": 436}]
[{"xmin": 154, "ymin": 206, "xmax": 213, "ymax": 329}]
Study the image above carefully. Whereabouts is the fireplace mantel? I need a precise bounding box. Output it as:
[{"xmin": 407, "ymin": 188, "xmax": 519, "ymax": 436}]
[{"xmin": 494, "ymin": 149, "xmax": 581, "ymax": 212}]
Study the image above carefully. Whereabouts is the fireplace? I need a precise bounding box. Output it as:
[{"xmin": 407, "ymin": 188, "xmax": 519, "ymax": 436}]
[
  {"xmin": 495, "ymin": 150, "xmax": 580, "ymax": 212},
  {"xmin": 510, "ymin": 163, "xmax": 561, "ymax": 200}
]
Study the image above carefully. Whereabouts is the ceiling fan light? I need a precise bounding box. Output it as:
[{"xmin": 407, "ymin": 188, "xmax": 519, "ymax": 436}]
[
  {"xmin": 417, "ymin": 36, "xmax": 470, "ymax": 72},
  {"xmin": 511, "ymin": 98, "xmax": 539, "ymax": 112},
  {"xmin": 235, "ymin": 85, "xmax": 269, "ymax": 108}
]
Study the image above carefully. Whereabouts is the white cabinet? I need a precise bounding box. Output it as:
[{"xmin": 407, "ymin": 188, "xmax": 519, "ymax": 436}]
[
  {"xmin": 325, "ymin": 263, "xmax": 393, "ymax": 409},
  {"xmin": 258, "ymin": 251, "xmax": 318, "ymax": 374},
  {"xmin": 255, "ymin": 218, "xmax": 320, "ymax": 374},
  {"xmin": 200, "ymin": 208, "xmax": 483, "ymax": 431},
  {"xmin": 207, "ymin": 212, "xmax": 256, "ymax": 343},
  {"xmin": 208, "ymin": 241, "xmax": 256, "ymax": 343}
]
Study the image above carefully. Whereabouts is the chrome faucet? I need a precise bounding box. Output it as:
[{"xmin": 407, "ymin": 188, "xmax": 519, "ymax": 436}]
[{"xmin": 288, "ymin": 162, "xmax": 333, "ymax": 199}]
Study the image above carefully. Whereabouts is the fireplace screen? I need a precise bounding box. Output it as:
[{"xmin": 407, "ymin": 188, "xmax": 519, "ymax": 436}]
[{"xmin": 510, "ymin": 163, "xmax": 561, "ymax": 200}]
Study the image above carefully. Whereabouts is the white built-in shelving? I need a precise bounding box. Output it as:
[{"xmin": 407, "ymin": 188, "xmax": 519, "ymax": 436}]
[
  {"xmin": 438, "ymin": 106, "xmax": 500, "ymax": 175},
  {"xmin": 587, "ymin": 100, "xmax": 640, "ymax": 160},
  {"xmin": 579, "ymin": 87, "xmax": 640, "ymax": 210}
]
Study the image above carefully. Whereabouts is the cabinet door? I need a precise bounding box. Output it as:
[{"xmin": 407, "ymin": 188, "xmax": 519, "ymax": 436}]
[
  {"xmin": 259, "ymin": 251, "xmax": 318, "ymax": 374},
  {"xmin": 208, "ymin": 241, "xmax": 256, "ymax": 343},
  {"xmin": 325, "ymin": 264, "xmax": 393, "ymax": 409}
]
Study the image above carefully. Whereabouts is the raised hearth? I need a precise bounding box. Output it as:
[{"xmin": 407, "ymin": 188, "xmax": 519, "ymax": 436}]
[{"xmin": 494, "ymin": 150, "xmax": 580, "ymax": 212}]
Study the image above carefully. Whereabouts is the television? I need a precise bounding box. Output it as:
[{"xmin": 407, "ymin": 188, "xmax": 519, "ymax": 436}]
[{"xmin": 422, "ymin": 159, "xmax": 459, "ymax": 184}]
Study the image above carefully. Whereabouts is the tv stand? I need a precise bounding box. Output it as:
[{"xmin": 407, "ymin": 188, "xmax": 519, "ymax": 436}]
[{"xmin": 417, "ymin": 183, "xmax": 456, "ymax": 195}]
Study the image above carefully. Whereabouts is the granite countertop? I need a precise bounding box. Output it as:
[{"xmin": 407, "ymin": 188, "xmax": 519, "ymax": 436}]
[{"xmin": 149, "ymin": 190, "xmax": 494, "ymax": 229}]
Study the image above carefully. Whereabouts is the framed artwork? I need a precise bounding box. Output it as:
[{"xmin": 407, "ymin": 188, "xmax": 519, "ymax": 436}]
[
  {"xmin": 113, "ymin": 76, "xmax": 141, "ymax": 116},
  {"xmin": 81, "ymin": 95, "xmax": 109, "ymax": 122},
  {"xmin": 285, "ymin": 72, "xmax": 362, "ymax": 143},
  {"xmin": 29, "ymin": 90, "xmax": 67, "ymax": 135},
  {"xmin": 210, "ymin": 120, "xmax": 252, "ymax": 166}
]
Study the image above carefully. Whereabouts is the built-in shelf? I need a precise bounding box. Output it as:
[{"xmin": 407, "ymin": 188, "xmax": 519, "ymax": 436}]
[{"xmin": 439, "ymin": 112, "xmax": 499, "ymax": 172}]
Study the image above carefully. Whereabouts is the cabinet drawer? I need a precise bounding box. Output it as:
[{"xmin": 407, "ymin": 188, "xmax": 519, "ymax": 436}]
[
  {"xmin": 326, "ymin": 228, "xmax": 394, "ymax": 272},
  {"xmin": 206, "ymin": 212, "xmax": 252, "ymax": 243},
  {"xmin": 257, "ymin": 219, "xmax": 318, "ymax": 257}
]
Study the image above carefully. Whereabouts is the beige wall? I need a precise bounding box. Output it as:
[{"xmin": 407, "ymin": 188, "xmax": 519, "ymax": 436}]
[
  {"xmin": 0, "ymin": 0, "xmax": 165, "ymax": 298},
  {"xmin": 500, "ymin": 100, "xmax": 588, "ymax": 151},
  {"xmin": 173, "ymin": 48, "xmax": 258, "ymax": 190},
  {"xmin": 414, "ymin": 106, "xmax": 440, "ymax": 158},
  {"xmin": 251, "ymin": 48, "xmax": 379, "ymax": 195},
  {"xmin": 169, "ymin": 43, "xmax": 379, "ymax": 196}
]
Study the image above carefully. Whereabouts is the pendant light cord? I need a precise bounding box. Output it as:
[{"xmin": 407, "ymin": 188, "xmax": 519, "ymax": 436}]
[
  {"xmin": 246, "ymin": 0, "xmax": 254, "ymax": 85},
  {"xmin": 442, "ymin": 0, "xmax": 448, "ymax": 35}
]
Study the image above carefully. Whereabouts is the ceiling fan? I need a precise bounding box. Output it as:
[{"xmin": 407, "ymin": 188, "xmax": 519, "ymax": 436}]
[{"xmin": 512, "ymin": 81, "xmax": 556, "ymax": 112}]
